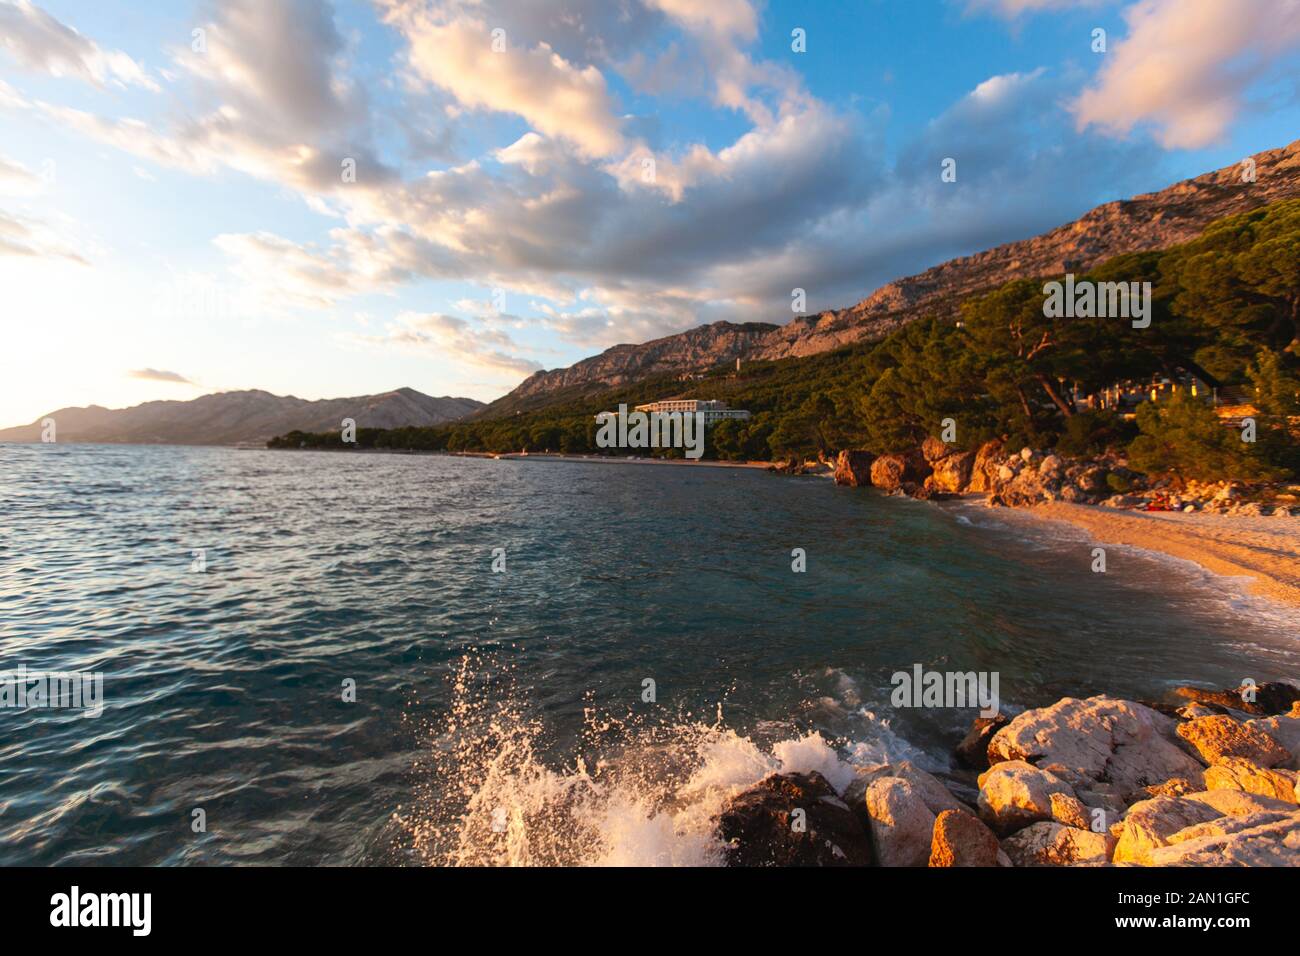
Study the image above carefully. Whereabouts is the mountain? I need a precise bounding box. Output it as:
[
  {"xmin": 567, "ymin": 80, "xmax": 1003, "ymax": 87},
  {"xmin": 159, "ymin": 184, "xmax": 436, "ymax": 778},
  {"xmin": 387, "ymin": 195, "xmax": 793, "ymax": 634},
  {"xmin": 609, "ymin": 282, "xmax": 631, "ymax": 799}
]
[
  {"xmin": 490, "ymin": 137, "xmax": 1300, "ymax": 411},
  {"xmin": 0, "ymin": 387, "xmax": 484, "ymax": 445},
  {"xmin": 504, "ymin": 321, "xmax": 778, "ymax": 402}
]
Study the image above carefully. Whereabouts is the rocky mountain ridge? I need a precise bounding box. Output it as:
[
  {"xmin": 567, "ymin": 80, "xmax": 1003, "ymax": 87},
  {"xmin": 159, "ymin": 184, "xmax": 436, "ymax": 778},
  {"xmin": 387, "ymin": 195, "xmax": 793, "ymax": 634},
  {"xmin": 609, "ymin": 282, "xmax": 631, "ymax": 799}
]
[
  {"xmin": 497, "ymin": 137, "xmax": 1300, "ymax": 407},
  {"xmin": 0, "ymin": 387, "xmax": 484, "ymax": 445}
]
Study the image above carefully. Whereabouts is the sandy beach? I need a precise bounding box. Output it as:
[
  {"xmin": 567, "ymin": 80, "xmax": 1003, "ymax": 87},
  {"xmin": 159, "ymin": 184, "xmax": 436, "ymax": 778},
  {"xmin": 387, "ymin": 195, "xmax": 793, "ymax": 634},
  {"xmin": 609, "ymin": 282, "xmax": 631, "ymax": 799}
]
[{"xmin": 1031, "ymin": 502, "xmax": 1300, "ymax": 610}]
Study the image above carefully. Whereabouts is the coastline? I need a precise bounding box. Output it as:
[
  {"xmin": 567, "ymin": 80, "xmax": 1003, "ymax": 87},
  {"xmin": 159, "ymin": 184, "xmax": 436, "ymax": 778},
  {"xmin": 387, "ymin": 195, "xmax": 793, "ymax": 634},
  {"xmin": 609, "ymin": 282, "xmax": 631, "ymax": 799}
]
[{"xmin": 1022, "ymin": 501, "xmax": 1300, "ymax": 611}]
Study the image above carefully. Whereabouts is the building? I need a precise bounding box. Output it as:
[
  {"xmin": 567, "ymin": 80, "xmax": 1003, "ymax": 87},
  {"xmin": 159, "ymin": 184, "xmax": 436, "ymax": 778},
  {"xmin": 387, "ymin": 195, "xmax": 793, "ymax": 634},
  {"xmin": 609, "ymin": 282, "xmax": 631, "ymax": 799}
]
[{"xmin": 632, "ymin": 398, "xmax": 751, "ymax": 423}]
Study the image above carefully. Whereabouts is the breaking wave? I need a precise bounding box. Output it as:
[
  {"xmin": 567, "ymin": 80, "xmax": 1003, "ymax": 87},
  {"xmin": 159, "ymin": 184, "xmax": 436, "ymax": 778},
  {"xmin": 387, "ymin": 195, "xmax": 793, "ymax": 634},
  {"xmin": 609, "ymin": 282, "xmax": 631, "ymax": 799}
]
[{"xmin": 398, "ymin": 658, "xmax": 925, "ymax": 866}]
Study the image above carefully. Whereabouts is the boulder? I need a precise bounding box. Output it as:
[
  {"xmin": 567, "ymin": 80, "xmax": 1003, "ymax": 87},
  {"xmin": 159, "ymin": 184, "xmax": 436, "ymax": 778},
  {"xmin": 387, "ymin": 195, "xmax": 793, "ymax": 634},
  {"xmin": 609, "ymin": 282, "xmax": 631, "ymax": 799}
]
[
  {"xmin": 832, "ymin": 450, "xmax": 875, "ymax": 487},
  {"xmin": 1077, "ymin": 466, "xmax": 1108, "ymax": 493},
  {"xmin": 1134, "ymin": 777, "xmax": 1198, "ymax": 800},
  {"xmin": 1204, "ymin": 757, "xmax": 1297, "ymax": 802},
  {"xmin": 1246, "ymin": 705, "xmax": 1300, "ymax": 769},
  {"xmin": 864, "ymin": 777, "xmax": 936, "ymax": 867},
  {"xmin": 1049, "ymin": 792, "xmax": 1093, "ymax": 829},
  {"xmin": 1000, "ymin": 821, "xmax": 1115, "ymax": 866},
  {"xmin": 1183, "ymin": 788, "xmax": 1295, "ymax": 817},
  {"xmin": 844, "ymin": 761, "xmax": 967, "ymax": 819},
  {"xmin": 921, "ymin": 436, "xmax": 950, "ymax": 463},
  {"xmin": 928, "ymin": 809, "xmax": 1001, "ymax": 867},
  {"xmin": 977, "ymin": 760, "xmax": 1076, "ymax": 835},
  {"xmin": 1038, "ymin": 454, "xmax": 1064, "ymax": 477},
  {"xmin": 1112, "ymin": 796, "xmax": 1222, "ymax": 864},
  {"xmin": 929, "ymin": 450, "xmax": 975, "ymax": 493},
  {"xmin": 967, "ymin": 440, "xmax": 1004, "ymax": 494},
  {"xmin": 717, "ymin": 771, "xmax": 871, "ymax": 867},
  {"xmin": 987, "ymin": 696, "xmax": 1207, "ymax": 795},
  {"xmin": 1175, "ymin": 715, "xmax": 1291, "ymax": 768},
  {"xmin": 870, "ymin": 453, "xmax": 931, "ymax": 492},
  {"xmin": 954, "ymin": 714, "xmax": 1010, "ymax": 771},
  {"xmin": 1145, "ymin": 810, "xmax": 1300, "ymax": 866},
  {"xmin": 1174, "ymin": 681, "xmax": 1300, "ymax": 717}
]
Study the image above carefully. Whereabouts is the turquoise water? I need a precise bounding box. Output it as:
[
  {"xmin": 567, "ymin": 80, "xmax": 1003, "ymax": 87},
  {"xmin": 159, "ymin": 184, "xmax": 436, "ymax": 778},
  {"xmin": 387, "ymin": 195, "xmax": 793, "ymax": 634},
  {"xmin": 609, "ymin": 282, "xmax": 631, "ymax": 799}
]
[{"xmin": 1, "ymin": 444, "xmax": 1297, "ymax": 865}]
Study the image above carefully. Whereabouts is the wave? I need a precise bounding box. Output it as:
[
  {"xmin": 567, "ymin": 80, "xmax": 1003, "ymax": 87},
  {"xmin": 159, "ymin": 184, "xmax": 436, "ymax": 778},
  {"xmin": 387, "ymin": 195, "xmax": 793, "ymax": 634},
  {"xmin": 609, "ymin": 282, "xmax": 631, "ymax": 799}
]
[{"xmin": 398, "ymin": 656, "xmax": 928, "ymax": 867}]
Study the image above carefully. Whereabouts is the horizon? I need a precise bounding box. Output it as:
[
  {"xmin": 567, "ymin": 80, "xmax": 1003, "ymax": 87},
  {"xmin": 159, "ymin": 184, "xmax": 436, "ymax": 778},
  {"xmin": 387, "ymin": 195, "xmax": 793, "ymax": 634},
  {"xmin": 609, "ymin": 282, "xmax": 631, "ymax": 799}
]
[{"xmin": 3, "ymin": 0, "xmax": 1300, "ymax": 428}]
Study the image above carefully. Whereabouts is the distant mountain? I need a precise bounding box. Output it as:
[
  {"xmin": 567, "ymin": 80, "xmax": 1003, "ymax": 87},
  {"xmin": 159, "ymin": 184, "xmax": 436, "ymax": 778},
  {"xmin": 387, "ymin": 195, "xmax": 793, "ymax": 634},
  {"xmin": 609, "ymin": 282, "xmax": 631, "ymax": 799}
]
[
  {"xmin": 487, "ymin": 136, "xmax": 1300, "ymax": 411},
  {"xmin": 0, "ymin": 387, "xmax": 484, "ymax": 445}
]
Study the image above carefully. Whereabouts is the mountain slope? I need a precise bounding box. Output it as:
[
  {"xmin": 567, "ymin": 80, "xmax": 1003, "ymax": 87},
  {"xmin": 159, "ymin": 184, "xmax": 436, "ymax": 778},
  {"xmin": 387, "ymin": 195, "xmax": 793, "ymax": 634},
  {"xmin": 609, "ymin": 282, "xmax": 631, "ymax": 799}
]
[
  {"xmin": 0, "ymin": 387, "xmax": 484, "ymax": 445},
  {"xmin": 502, "ymin": 320, "xmax": 778, "ymax": 404},
  {"xmin": 489, "ymin": 137, "xmax": 1300, "ymax": 412}
]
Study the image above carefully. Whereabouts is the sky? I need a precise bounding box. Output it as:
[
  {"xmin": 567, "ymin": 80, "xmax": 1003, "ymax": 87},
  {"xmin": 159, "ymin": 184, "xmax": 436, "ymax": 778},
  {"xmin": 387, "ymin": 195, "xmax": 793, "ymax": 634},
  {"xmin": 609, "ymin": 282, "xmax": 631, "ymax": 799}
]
[{"xmin": 1, "ymin": 0, "xmax": 1299, "ymax": 427}]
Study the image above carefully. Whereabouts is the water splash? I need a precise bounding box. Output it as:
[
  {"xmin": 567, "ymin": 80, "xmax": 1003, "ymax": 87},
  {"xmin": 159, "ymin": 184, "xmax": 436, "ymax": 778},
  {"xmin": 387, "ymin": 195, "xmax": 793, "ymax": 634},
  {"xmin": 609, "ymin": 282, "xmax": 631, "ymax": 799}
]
[{"xmin": 398, "ymin": 655, "xmax": 880, "ymax": 867}]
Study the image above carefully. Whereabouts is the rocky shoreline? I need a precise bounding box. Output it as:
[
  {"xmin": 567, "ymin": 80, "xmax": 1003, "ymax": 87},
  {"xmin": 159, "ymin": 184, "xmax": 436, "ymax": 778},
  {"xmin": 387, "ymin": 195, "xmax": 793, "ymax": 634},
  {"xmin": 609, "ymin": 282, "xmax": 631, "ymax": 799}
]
[
  {"xmin": 717, "ymin": 683, "xmax": 1300, "ymax": 866},
  {"xmin": 829, "ymin": 439, "xmax": 1300, "ymax": 517}
]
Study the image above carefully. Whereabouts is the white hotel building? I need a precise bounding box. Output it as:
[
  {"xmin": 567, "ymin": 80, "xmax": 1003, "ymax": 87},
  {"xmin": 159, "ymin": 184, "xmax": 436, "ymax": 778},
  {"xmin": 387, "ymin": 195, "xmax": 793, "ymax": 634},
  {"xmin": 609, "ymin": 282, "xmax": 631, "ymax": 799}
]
[{"xmin": 594, "ymin": 399, "xmax": 751, "ymax": 424}]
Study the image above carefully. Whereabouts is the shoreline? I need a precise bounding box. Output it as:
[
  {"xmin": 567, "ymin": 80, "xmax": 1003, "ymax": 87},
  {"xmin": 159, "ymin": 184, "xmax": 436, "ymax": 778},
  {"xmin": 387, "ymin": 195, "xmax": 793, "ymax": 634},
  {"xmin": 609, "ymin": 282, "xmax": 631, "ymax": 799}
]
[{"xmin": 1019, "ymin": 501, "xmax": 1300, "ymax": 611}]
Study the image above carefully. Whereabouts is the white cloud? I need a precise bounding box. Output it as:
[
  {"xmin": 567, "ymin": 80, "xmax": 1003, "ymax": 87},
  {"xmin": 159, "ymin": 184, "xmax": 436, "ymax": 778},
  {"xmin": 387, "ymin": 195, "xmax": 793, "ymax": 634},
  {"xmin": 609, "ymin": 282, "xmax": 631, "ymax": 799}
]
[
  {"xmin": 358, "ymin": 312, "xmax": 544, "ymax": 378},
  {"xmin": 0, "ymin": 0, "xmax": 157, "ymax": 90},
  {"xmin": 377, "ymin": 6, "xmax": 625, "ymax": 159},
  {"xmin": 0, "ymin": 208, "xmax": 88, "ymax": 262},
  {"xmin": 1073, "ymin": 0, "xmax": 1300, "ymax": 148}
]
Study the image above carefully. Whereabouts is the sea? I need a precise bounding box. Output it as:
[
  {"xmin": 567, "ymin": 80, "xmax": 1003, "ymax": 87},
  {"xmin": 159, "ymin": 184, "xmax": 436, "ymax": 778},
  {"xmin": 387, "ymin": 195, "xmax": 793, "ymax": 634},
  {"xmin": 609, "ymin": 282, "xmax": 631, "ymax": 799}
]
[{"xmin": 2, "ymin": 443, "xmax": 1297, "ymax": 865}]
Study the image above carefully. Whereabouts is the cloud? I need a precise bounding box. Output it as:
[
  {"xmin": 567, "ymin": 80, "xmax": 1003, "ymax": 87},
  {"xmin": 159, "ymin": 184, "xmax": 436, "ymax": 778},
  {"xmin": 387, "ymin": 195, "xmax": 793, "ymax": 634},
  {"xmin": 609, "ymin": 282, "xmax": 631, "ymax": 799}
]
[
  {"xmin": 1073, "ymin": 0, "xmax": 1300, "ymax": 148},
  {"xmin": 0, "ymin": 208, "xmax": 88, "ymax": 262},
  {"xmin": 0, "ymin": 153, "xmax": 45, "ymax": 196},
  {"xmin": 0, "ymin": 0, "xmax": 157, "ymax": 90},
  {"xmin": 18, "ymin": 0, "xmax": 393, "ymax": 194},
  {"xmin": 378, "ymin": 5, "xmax": 626, "ymax": 159},
  {"xmin": 358, "ymin": 312, "xmax": 544, "ymax": 377},
  {"xmin": 127, "ymin": 368, "xmax": 193, "ymax": 385}
]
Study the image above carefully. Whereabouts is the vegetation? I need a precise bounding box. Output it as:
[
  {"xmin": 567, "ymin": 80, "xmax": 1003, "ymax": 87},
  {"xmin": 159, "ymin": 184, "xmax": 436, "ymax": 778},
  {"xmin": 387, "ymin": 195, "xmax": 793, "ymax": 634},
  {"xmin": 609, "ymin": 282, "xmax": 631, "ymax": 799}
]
[{"xmin": 270, "ymin": 200, "xmax": 1300, "ymax": 481}]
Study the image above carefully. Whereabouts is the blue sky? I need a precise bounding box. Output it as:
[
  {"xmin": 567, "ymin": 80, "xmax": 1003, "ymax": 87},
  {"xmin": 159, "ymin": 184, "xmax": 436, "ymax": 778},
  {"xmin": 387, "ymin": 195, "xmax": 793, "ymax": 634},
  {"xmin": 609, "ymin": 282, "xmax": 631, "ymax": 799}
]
[{"xmin": 1, "ymin": 0, "xmax": 1299, "ymax": 426}]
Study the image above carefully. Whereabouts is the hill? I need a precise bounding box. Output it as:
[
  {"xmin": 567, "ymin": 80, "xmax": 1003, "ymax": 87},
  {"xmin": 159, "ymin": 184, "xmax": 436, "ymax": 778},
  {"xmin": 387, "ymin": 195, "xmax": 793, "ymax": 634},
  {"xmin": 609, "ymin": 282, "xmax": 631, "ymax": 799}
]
[{"xmin": 0, "ymin": 387, "xmax": 484, "ymax": 445}]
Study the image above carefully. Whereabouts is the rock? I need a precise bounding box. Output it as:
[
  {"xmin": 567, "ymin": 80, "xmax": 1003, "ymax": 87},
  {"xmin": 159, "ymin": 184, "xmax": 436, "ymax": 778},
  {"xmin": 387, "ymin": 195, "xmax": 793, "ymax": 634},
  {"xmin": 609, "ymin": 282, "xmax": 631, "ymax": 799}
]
[
  {"xmin": 977, "ymin": 760, "xmax": 1076, "ymax": 835},
  {"xmin": 1166, "ymin": 811, "xmax": 1293, "ymax": 847},
  {"xmin": 864, "ymin": 777, "xmax": 936, "ymax": 867},
  {"xmin": 718, "ymin": 771, "xmax": 872, "ymax": 866},
  {"xmin": 987, "ymin": 696, "xmax": 1207, "ymax": 795},
  {"xmin": 1135, "ymin": 777, "xmax": 1198, "ymax": 800},
  {"xmin": 921, "ymin": 435, "xmax": 950, "ymax": 462},
  {"xmin": 997, "ymin": 464, "xmax": 1016, "ymax": 482},
  {"xmin": 1049, "ymin": 792, "xmax": 1093, "ymax": 829},
  {"xmin": 928, "ymin": 809, "xmax": 1001, "ymax": 867},
  {"xmin": 1019, "ymin": 447, "xmax": 1034, "ymax": 462},
  {"xmin": 1145, "ymin": 810, "xmax": 1300, "ymax": 865},
  {"xmin": 1177, "ymin": 702, "xmax": 1226, "ymax": 719},
  {"xmin": 1246, "ymin": 706, "xmax": 1300, "ymax": 770},
  {"xmin": 1204, "ymin": 757, "xmax": 1297, "ymax": 802},
  {"xmin": 1176, "ymin": 715, "xmax": 1291, "ymax": 768},
  {"xmin": 954, "ymin": 714, "xmax": 1010, "ymax": 771},
  {"xmin": 844, "ymin": 761, "xmax": 968, "ymax": 820},
  {"xmin": 1112, "ymin": 796, "xmax": 1222, "ymax": 864},
  {"xmin": 928, "ymin": 450, "xmax": 975, "ymax": 493},
  {"xmin": 1038, "ymin": 454, "xmax": 1064, "ymax": 476},
  {"xmin": 870, "ymin": 453, "xmax": 931, "ymax": 492},
  {"xmin": 1175, "ymin": 681, "xmax": 1300, "ymax": 717},
  {"xmin": 1183, "ymin": 788, "xmax": 1296, "ymax": 817},
  {"xmin": 967, "ymin": 439, "xmax": 1004, "ymax": 493},
  {"xmin": 832, "ymin": 450, "xmax": 875, "ymax": 487},
  {"xmin": 1001, "ymin": 821, "xmax": 1115, "ymax": 866},
  {"xmin": 1077, "ymin": 467, "xmax": 1108, "ymax": 493}
]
